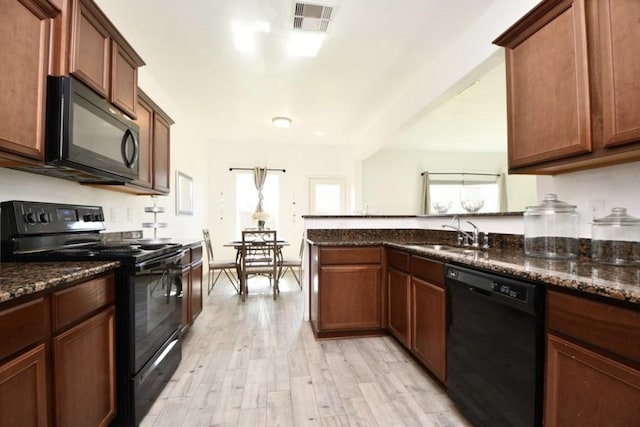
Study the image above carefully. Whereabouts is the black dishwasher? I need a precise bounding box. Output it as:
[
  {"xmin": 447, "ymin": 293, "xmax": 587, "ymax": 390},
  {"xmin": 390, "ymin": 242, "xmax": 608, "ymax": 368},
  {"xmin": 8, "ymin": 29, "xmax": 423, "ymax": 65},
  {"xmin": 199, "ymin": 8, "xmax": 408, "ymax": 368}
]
[{"xmin": 445, "ymin": 264, "xmax": 545, "ymax": 427}]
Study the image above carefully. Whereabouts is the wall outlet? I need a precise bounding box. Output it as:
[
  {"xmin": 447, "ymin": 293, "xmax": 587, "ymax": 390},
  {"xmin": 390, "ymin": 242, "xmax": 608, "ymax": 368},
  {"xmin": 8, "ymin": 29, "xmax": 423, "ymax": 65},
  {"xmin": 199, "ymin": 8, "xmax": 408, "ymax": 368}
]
[
  {"xmin": 127, "ymin": 208, "xmax": 133, "ymax": 222},
  {"xmin": 590, "ymin": 199, "xmax": 605, "ymax": 219}
]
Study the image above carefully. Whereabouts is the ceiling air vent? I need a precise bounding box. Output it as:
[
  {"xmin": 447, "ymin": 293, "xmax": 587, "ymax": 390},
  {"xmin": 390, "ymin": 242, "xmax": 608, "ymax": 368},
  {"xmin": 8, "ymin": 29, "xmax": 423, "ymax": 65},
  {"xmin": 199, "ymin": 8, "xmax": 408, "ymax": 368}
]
[{"xmin": 293, "ymin": 2, "xmax": 333, "ymax": 32}]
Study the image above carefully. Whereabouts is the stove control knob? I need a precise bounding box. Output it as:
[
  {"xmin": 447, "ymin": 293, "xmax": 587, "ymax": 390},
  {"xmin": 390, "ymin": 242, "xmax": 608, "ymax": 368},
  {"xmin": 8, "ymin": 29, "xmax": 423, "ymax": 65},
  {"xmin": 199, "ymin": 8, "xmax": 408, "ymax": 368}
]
[
  {"xmin": 24, "ymin": 212, "xmax": 37, "ymax": 224},
  {"xmin": 83, "ymin": 214, "xmax": 95, "ymax": 222},
  {"xmin": 39, "ymin": 212, "xmax": 50, "ymax": 223}
]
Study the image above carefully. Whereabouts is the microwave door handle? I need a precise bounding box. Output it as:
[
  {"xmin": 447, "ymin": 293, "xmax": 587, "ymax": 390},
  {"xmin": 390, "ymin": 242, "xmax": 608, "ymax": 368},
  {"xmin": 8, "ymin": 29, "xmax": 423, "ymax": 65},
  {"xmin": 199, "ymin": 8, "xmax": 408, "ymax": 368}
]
[{"xmin": 121, "ymin": 128, "xmax": 138, "ymax": 168}]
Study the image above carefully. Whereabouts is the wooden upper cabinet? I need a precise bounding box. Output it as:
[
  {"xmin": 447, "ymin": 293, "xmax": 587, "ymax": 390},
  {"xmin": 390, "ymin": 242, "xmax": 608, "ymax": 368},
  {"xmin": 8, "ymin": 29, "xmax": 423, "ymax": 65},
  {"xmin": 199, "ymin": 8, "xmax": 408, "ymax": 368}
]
[
  {"xmin": 111, "ymin": 41, "xmax": 138, "ymax": 118},
  {"xmin": 495, "ymin": 0, "xmax": 640, "ymax": 174},
  {"xmin": 599, "ymin": 0, "xmax": 640, "ymax": 148},
  {"xmin": 0, "ymin": 0, "xmax": 58, "ymax": 165},
  {"xmin": 495, "ymin": 0, "xmax": 591, "ymax": 170},
  {"xmin": 60, "ymin": 0, "xmax": 144, "ymax": 118},
  {"xmin": 153, "ymin": 113, "xmax": 172, "ymax": 193},
  {"xmin": 130, "ymin": 89, "xmax": 173, "ymax": 194},
  {"xmin": 69, "ymin": 0, "xmax": 110, "ymax": 98},
  {"xmin": 134, "ymin": 92, "xmax": 154, "ymax": 189}
]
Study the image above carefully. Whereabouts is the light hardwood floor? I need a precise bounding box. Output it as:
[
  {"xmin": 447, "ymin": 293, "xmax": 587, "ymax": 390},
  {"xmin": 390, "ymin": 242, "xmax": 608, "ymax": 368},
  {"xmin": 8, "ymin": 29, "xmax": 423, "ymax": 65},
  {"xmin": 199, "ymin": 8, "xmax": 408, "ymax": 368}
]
[{"xmin": 141, "ymin": 274, "xmax": 471, "ymax": 427}]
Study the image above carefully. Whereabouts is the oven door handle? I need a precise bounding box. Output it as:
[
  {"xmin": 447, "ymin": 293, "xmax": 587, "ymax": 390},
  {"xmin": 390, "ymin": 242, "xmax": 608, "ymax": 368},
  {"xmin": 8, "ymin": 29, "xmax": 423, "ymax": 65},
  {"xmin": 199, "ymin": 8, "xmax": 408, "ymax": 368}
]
[
  {"xmin": 138, "ymin": 336, "xmax": 179, "ymax": 387},
  {"xmin": 136, "ymin": 251, "xmax": 183, "ymax": 272}
]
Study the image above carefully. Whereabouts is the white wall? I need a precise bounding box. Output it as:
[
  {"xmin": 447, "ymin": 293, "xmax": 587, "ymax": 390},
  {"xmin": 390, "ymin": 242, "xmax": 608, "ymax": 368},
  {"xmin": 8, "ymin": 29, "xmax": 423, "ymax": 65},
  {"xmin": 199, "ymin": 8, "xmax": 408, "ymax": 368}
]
[
  {"xmin": 362, "ymin": 149, "xmax": 537, "ymax": 214},
  {"xmin": 537, "ymin": 161, "xmax": 640, "ymax": 237},
  {"xmin": 203, "ymin": 142, "xmax": 356, "ymax": 259}
]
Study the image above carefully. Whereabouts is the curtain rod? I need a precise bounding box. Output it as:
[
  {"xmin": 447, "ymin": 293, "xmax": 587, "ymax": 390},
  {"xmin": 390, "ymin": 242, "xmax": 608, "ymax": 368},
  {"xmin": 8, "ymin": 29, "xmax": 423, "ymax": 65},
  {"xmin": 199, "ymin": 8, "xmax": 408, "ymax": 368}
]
[
  {"xmin": 229, "ymin": 167, "xmax": 286, "ymax": 172},
  {"xmin": 420, "ymin": 172, "xmax": 500, "ymax": 177}
]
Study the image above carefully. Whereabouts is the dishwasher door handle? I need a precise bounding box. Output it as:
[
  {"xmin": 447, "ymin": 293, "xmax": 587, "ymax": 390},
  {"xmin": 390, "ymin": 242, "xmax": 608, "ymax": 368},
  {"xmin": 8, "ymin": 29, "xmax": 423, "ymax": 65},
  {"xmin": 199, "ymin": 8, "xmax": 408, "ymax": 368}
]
[{"xmin": 468, "ymin": 286, "xmax": 493, "ymax": 298}]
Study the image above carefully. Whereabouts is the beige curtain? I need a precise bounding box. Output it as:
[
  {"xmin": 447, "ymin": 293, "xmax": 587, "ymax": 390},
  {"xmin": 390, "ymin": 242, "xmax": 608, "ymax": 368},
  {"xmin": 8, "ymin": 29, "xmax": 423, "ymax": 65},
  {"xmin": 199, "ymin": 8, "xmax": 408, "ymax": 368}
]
[
  {"xmin": 498, "ymin": 173, "xmax": 508, "ymax": 212},
  {"xmin": 253, "ymin": 167, "xmax": 268, "ymax": 213},
  {"xmin": 420, "ymin": 172, "xmax": 430, "ymax": 214}
]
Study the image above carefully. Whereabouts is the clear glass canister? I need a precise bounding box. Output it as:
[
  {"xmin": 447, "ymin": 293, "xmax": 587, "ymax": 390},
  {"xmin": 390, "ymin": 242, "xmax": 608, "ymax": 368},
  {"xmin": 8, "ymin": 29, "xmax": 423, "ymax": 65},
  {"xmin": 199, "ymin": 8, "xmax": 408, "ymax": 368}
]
[
  {"xmin": 591, "ymin": 207, "xmax": 640, "ymax": 265},
  {"xmin": 524, "ymin": 193, "xmax": 579, "ymax": 259}
]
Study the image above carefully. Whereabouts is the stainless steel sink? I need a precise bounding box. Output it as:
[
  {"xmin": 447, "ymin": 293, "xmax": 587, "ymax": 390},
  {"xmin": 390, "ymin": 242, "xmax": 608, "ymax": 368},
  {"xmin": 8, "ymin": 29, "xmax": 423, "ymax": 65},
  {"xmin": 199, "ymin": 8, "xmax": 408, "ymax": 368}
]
[
  {"xmin": 412, "ymin": 244, "xmax": 481, "ymax": 255},
  {"xmin": 413, "ymin": 244, "xmax": 456, "ymax": 251}
]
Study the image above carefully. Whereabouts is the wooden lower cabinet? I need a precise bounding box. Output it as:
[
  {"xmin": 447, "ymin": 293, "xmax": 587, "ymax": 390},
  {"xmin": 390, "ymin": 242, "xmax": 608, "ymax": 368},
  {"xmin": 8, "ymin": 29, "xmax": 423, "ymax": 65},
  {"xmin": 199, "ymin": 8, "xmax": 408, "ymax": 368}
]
[
  {"xmin": 545, "ymin": 334, "xmax": 640, "ymax": 426},
  {"xmin": 388, "ymin": 268, "xmax": 411, "ymax": 347},
  {"xmin": 181, "ymin": 242, "xmax": 204, "ymax": 334},
  {"xmin": 412, "ymin": 277, "xmax": 446, "ymax": 383},
  {"xmin": 190, "ymin": 260, "xmax": 203, "ymax": 321},
  {"xmin": 53, "ymin": 306, "xmax": 115, "ymax": 427},
  {"xmin": 545, "ymin": 289, "xmax": 640, "ymax": 425},
  {"xmin": 319, "ymin": 265, "xmax": 382, "ymax": 332},
  {"xmin": 310, "ymin": 246, "xmax": 384, "ymax": 338},
  {"xmin": 0, "ymin": 271, "xmax": 116, "ymax": 427},
  {"xmin": 385, "ymin": 249, "xmax": 447, "ymax": 383},
  {"xmin": 0, "ymin": 344, "xmax": 49, "ymax": 427}
]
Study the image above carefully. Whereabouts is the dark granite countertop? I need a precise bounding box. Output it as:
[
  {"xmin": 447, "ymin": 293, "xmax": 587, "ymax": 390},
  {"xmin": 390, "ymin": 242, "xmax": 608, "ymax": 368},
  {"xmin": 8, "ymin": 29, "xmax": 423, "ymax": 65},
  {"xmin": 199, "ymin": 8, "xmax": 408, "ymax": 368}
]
[
  {"xmin": 0, "ymin": 261, "xmax": 120, "ymax": 303},
  {"xmin": 308, "ymin": 237, "xmax": 640, "ymax": 306}
]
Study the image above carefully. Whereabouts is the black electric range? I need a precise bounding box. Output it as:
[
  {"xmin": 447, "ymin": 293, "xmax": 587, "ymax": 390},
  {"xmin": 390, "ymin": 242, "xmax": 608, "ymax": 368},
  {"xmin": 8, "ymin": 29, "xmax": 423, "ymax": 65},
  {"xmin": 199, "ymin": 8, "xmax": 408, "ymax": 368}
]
[{"xmin": 1, "ymin": 200, "xmax": 184, "ymax": 426}]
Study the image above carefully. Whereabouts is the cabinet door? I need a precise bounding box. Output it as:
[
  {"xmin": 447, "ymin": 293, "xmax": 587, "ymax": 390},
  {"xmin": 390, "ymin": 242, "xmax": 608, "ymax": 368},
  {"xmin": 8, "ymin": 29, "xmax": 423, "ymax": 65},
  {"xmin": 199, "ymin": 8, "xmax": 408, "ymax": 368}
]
[
  {"xmin": 499, "ymin": 0, "xmax": 592, "ymax": 169},
  {"xmin": 319, "ymin": 265, "xmax": 382, "ymax": 331},
  {"xmin": 152, "ymin": 113, "xmax": 171, "ymax": 193},
  {"xmin": 0, "ymin": 344, "xmax": 49, "ymax": 427},
  {"xmin": 388, "ymin": 267, "xmax": 411, "ymax": 348},
  {"xmin": 0, "ymin": 0, "xmax": 57, "ymax": 164},
  {"xmin": 181, "ymin": 267, "xmax": 190, "ymax": 332},
  {"xmin": 134, "ymin": 94, "xmax": 154, "ymax": 188},
  {"xmin": 599, "ymin": 0, "xmax": 640, "ymax": 147},
  {"xmin": 69, "ymin": 0, "xmax": 110, "ymax": 98},
  {"xmin": 53, "ymin": 306, "xmax": 116, "ymax": 427},
  {"xmin": 110, "ymin": 41, "xmax": 138, "ymax": 118},
  {"xmin": 190, "ymin": 261, "xmax": 203, "ymax": 322},
  {"xmin": 545, "ymin": 334, "xmax": 640, "ymax": 426},
  {"xmin": 412, "ymin": 277, "xmax": 446, "ymax": 383}
]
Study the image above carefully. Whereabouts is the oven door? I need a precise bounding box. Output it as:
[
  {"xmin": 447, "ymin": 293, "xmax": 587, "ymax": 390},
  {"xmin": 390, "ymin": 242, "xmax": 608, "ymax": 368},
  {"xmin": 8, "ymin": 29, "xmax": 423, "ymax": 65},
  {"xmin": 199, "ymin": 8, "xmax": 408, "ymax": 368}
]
[{"xmin": 133, "ymin": 251, "xmax": 183, "ymax": 374}]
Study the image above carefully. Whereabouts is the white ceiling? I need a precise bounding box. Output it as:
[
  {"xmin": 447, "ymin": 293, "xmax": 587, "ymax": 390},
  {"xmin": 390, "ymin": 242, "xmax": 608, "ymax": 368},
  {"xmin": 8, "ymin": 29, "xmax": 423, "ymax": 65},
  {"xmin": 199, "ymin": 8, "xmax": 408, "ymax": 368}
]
[{"xmin": 94, "ymin": 0, "xmax": 505, "ymax": 153}]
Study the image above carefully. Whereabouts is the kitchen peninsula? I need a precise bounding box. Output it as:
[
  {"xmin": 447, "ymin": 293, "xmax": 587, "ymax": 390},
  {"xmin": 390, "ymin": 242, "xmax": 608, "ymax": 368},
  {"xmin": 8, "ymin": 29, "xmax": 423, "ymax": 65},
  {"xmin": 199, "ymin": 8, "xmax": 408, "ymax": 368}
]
[{"xmin": 303, "ymin": 214, "xmax": 640, "ymax": 426}]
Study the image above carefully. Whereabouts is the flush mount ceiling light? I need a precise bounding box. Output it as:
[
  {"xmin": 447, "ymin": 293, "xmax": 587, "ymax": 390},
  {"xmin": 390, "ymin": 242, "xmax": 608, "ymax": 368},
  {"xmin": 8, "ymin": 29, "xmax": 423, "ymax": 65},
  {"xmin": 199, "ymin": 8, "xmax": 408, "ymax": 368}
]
[
  {"xmin": 272, "ymin": 117, "xmax": 292, "ymax": 129},
  {"xmin": 232, "ymin": 21, "xmax": 270, "ymax": 53}
]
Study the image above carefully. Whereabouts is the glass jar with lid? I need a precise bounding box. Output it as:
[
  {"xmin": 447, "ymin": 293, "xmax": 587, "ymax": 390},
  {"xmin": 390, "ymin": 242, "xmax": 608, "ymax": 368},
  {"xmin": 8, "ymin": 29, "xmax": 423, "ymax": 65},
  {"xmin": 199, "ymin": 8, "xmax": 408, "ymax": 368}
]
[
  {"xmin": 591, "ymin": 207, "xmax": 640, "ymax": 265},
  {"xmin": 524, "ymin": 193, "xmax": 579, "ymax": 259}
]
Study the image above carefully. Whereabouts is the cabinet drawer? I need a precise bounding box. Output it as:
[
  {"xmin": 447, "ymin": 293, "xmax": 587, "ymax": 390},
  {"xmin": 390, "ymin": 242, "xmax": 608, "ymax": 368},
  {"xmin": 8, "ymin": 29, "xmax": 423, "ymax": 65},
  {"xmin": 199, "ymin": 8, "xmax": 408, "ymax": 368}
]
[
  {"xmin": 320, "ymin": 246, "xmax": 381, "ymax": 265},
  {"xmin": 52, "ymin": 273, "xmax": 115, "ymax": 331},
  {"xmin": 411, "ymin": 256, "xmax": 444, "ymax": 287},
  {"xmin": 548, "ymin": 290, "xmax": 640, "ymax": 363},
  {"xmin": 387, "ymin": 249, "xmax": 410, "ymax": 272},
  {"xmin": 0, "ymin": 298, "xmax": 49, "ymax": 361}
]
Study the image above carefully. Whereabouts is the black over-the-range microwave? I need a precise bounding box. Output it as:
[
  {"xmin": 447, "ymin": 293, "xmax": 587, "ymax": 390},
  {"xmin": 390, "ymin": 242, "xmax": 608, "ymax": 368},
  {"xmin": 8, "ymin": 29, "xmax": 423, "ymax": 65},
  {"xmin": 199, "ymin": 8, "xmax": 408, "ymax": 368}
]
[{"xmin": 18, "ymin": 76, "xmax": 140, "ymax": 183}]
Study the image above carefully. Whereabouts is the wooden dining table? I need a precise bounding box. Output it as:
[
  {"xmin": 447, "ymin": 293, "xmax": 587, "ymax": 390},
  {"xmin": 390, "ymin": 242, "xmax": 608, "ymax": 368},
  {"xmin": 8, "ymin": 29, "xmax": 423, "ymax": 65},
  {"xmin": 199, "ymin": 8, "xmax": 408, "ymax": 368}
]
[{"xmin": 224, "ymin": 238, "xmax": 290, "ymax": 281}]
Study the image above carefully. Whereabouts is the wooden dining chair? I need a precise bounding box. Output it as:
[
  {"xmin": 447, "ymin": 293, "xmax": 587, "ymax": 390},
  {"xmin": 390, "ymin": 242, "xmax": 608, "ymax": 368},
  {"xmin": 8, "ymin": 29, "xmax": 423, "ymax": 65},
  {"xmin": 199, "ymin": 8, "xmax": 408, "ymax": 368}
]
[
  {"xmin": 279, "ymin": 238, "xmax": 303, "ymax": 288},
  {"xmin": 202, "ymin": 229, "xmax": 239, "ymax": 294},
  {"xmin": 239, "ymin": 229, "xmax": 279, "ymax": 301}
]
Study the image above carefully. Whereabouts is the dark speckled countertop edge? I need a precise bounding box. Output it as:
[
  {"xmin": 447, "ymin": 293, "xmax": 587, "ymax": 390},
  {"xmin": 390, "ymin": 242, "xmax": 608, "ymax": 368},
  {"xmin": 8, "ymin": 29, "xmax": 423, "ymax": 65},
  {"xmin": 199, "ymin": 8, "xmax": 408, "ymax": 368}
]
[
  {"xmin": 308, "ymin": 239, "xmax": 640, "ymax": 306},
  {"xmin": 0, "ymin": 261, "xmax": 120, "ymax": 303}
]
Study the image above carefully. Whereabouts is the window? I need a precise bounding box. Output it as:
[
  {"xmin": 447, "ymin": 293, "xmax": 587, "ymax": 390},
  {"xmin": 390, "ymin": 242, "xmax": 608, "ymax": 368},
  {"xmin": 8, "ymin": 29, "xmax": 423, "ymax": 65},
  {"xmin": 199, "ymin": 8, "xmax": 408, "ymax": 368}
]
[
  {"xmin": 426, "ymin": 173, "xmax": 502, "ymax": 214},
  {"xmin": 309, "ymin": 177, "xmax": 346, "ymax": 215},
  {"xmin": 235, "ymin": 172, "xmax": 279, "ymax": 234}
]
